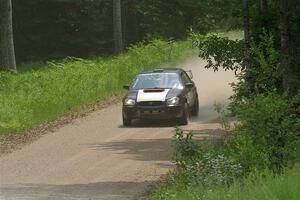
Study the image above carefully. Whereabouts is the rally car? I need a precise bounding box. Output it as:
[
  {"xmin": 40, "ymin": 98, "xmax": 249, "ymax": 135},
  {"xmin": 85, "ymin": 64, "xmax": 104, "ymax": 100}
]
[{"xmin": 122, "ymin": 68, "xmax": 199, "ymax": 126}]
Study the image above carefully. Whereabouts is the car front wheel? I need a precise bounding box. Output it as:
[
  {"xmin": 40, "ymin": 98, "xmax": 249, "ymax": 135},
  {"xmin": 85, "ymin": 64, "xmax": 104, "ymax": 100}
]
[
  {"xmin": 179, "ymin": 102, "xmax": 188, "ymax": 125},
  {"xmin": 191, "ymin": 96, "xmax": 199, "ymax": 116},
  {"xmin": 122, "ymin": 114, "xmax": 132, "ymax": 127}
]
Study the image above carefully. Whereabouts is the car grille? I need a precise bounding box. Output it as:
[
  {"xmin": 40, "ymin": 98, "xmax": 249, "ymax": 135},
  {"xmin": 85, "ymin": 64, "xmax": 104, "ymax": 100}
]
[{"xmin": 138, "ymin": 101, "xmax": 164, "ymax": 106}]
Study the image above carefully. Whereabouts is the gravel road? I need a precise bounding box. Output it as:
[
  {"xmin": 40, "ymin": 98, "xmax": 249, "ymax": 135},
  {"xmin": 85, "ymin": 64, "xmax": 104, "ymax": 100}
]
[{"xmin": 0, "ymin": 57, "xmax": 235, "ymax": 200}]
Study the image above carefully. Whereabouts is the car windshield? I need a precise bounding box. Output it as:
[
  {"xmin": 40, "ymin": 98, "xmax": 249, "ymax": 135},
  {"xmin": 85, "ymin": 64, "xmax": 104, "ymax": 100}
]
[{"xmin": 132, "ymin": 73, "xmax": 183, "ymax": 89}]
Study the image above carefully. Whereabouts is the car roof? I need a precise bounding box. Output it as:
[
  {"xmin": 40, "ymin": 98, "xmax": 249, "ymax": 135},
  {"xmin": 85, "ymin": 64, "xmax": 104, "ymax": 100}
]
[{"xmin": 139, "ymin": 68, "xmax": 184, "ymax": 75}]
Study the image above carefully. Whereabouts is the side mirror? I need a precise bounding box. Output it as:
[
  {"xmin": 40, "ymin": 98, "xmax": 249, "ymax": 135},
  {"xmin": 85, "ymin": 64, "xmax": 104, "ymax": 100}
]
[
  {"xmin": 185, "ymin": 82, "xmax": 194, "ymax": 88},
  {"xmin": 123, "ymin": 85, "xmax": 130, "ymax": 90},
  {"xmin": 186, "ymin": 70, "xmax": 193, "ymax": 79}
]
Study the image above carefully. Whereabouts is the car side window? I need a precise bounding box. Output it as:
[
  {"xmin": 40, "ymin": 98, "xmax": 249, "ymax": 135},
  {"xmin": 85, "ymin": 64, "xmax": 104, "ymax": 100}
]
[{"xmin": 181, "ymin": 72, "xmax": 192, "ymax": 85}]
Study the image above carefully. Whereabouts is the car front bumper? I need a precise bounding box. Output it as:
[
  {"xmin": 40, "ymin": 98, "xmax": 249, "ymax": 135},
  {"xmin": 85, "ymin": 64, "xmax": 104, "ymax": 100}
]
[{"xmin": 123, "ymin": 105, "xmax": 184, "ymax": 120}]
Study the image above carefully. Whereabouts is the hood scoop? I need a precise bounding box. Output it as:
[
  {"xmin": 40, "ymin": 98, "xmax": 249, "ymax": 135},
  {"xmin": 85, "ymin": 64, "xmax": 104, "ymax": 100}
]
[
  {"xmin": 143, "ymin": 88, "xmax": 165, "ymax": 93},
  {"xmin": 137, "ymin": 89, "xmax": 170, "ymax": 102}
]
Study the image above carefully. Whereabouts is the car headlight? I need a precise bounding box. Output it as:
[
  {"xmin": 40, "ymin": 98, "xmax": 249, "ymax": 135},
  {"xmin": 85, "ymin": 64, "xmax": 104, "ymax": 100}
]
[
  {"xmin": 166, "ymin": 97, "xmax": 180, "ymax": 106},
  {"xmin": 124, "ymin": 98, "xmax": 136, "ymax": 106}
]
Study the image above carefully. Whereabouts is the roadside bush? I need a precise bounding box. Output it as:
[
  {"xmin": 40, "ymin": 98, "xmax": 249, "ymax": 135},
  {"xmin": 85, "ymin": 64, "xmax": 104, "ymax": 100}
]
[
  {"xmin": 185, "ymin": 153, "xmax": 242, "ymax": 189},
  {"xmin": 172, "ymin": 128, "xmax": 243, "ymax": 187},
  {"xmin": 153, "ymin": 92, "xmax": 299, "ymax": 200},
  {"xmin": 163, "ymin": 128, "xmax": 243, "ymax": 199},
  {"xmin": 172, "ymin": 128, "xmax": 202, "ymax": 167},
  {"xmin": 250, "ymin": 32, "xmax": 281, "ymax": 93},
  {"xmin": 226, "ymin": 92, "xmax": 300, "ymax": 173}
]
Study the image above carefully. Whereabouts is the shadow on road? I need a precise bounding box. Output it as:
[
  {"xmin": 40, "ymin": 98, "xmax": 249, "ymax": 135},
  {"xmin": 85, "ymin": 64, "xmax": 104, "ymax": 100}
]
[
  {"xmin": 84, "ymin": 129, "xmax": 227, "ymax": 162},
  {"xmin": 86, "ymin": 138, "xmax": 173, "ymax": 161},
  {"xmin": 0, "ymin": 181, "xmax": 154, "ymax": 200}
]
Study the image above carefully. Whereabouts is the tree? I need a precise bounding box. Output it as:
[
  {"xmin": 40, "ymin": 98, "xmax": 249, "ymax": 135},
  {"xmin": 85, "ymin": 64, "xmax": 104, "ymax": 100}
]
[
  {"xmin": 123, "ymin": 0, "xmax": 140, "ymax": 45},
  {"xmin": 0, "ymin": 0, "xmax": 16, "ymax": 71},
  {"xmin": 113, "ymin": 0, "xmax": 123, "ymax": 54},
  {"xmin": 260, "ymin": 0, "xmax": 268, "ymax": 10},
  {"xmin": 280, "ymin": 0, "xmax": 300, "ymax": 97},
  {"xmin": 243, "ymin": 0, "xmax": 254, "ymax": 92}
]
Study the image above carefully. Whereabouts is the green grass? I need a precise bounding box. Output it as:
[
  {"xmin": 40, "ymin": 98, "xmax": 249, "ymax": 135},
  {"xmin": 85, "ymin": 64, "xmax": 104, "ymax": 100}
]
[
  {"xmin": 152, "ymin": 165, "xmax": 300, "ymax": 200},
  {"xmin": 151, "ymin": 172, "xmax": 197, "ymax": 200},
  {"xmin": 0, "ymin": 39, "xmax": 194, "ymax": 135},
  {"xmin": 204, "ymin": 165, "xmax": 300, "ymax": 200}
]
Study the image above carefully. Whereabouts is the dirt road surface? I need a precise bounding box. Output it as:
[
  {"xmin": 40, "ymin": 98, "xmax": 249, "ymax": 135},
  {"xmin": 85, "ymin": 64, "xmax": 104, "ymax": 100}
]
[{"xmin": 0, "ymin": 57, "xmax": 235, "ymax": 200}]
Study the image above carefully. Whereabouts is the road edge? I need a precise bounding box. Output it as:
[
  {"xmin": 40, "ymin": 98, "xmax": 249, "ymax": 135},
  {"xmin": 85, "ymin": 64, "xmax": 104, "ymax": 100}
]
[{"xmin": 0, "ymin": 95, "xmax": 122, "ymax": 157}]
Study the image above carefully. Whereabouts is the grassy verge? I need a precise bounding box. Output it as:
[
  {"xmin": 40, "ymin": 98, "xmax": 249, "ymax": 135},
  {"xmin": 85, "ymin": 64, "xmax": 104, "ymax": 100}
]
[
  {"xmin": 153, "ymin": 165, "xmax": 300, "ymax": 200},
  {"xmin": 205, "ymin": 165, "xmax": 300, "ymax": 200},
  {"xmin": 0, "ymin": 39, "xmax": 194, "ymax": 135}
]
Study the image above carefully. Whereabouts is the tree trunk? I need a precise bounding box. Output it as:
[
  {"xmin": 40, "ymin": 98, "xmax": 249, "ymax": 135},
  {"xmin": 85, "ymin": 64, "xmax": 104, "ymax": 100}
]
[
  {"xmin": 0, "ymin": 0, "xmax": 16, "ymax": 71},
  {"xmin": 122, "ymin": 1, "xmax": 127, "ymax": 48},
  {"xmin": 260, "ymin": 0, "xmax": 268, "ymax": 10},
  {"xmin": 243, "ymin": 0, "xmax": 254, "ymax": 92},
  {"xmin": 280, "ymin": 0, "xmax": 300, "ymax": 97},
  {"xmin": 113, "ymin": 0, "xmax": 123, "ymax": 54},
  {"xmin": 126, "ymin": 0, "xmax": 139, "ymax": 44}
]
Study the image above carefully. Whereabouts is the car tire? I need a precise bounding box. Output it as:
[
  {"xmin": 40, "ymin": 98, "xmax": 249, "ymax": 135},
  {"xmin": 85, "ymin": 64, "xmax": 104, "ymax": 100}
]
[
  {"xmin": 191, "ymin": 96, "xmax": 199, "ymax": 116},
  {"xmin": 122, "ymin": 114, "xmax": 132, "ymax": 127},
  {"xmin": 179, "ymin": 102, "xmax": 189, "ymax": 125}
]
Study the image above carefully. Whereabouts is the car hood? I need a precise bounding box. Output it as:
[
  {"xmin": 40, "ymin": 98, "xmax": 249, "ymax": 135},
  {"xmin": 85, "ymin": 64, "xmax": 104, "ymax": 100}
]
[{"xmin": 125, "ymin": 88, "xmax": 182, "ymax": 102}]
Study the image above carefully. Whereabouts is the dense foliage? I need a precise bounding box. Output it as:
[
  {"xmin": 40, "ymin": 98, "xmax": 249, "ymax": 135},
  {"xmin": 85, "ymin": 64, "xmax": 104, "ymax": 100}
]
[
  {"xmin": 153, "ymin": 0, "xmax": 300, "ymax": 199},
  {"xmin": 226, "ymin": 92, "xmax": 300, "ymax": 173},
  {"xmin": 12, "ymin": 0, "xmax": 241, "ymax": 63},
  {"xmin": 153, "ymin": 92, "xmax": 300, "ymax": 199}
]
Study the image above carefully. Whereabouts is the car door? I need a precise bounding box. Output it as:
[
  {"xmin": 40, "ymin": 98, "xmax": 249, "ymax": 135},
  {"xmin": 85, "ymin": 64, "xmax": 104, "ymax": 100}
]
[{"xmin": 181, "ymin": 72, "xmax": 196, "ymax": 106}]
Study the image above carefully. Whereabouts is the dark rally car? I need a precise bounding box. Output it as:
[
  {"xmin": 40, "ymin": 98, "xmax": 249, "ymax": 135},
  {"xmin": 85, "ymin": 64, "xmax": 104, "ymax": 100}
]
[{"xmin": 122, "ymin": 68, "xmax": 199, "ymax": 126}]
